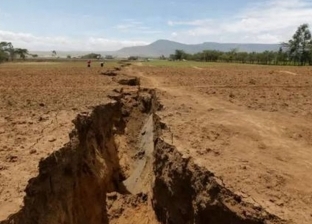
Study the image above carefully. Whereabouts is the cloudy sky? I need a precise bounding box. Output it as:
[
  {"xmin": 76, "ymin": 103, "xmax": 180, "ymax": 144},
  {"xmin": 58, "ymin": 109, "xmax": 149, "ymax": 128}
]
[{"xmin": 0, "ymin": 0, "xmax": 312, "ymax": 51}]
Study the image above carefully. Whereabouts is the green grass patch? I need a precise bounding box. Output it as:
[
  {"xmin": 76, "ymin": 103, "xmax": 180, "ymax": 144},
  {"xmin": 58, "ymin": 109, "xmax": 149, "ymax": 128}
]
[{"xmin": 141, "ymin": 60, "xmax": 262, "ymax": 68}]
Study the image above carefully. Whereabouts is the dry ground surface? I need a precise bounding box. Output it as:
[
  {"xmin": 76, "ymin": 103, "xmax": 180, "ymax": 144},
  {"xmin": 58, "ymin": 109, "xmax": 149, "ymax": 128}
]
[
  {"xmin": 0, "ymin": 61, "xmax": 121, "ymax": 219},
  {"xmin": 0, "ymin": 60, "xmax": 312, "ymax": 223},
  {"xmin": 132, "ymin": 62, "xmax": 312, "ymax": 223}
]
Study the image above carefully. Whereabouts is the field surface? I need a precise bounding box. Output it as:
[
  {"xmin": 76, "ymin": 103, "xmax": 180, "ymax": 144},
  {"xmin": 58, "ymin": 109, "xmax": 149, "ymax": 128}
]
[{"xmin": 1, "ymin": 60, "xmax": 312, "ymax": 223}]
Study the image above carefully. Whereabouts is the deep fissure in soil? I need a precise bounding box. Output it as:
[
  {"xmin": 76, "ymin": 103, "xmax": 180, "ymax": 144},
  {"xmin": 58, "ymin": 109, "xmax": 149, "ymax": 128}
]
[{"xmin": 0, "ymin": 86, "xmax": 284, "ymax": 224}]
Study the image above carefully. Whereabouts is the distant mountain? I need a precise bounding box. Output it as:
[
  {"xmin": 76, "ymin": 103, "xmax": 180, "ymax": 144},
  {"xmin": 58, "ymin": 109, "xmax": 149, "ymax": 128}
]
[
  {"xmin": 115, "ymin": 39, "xmax": 281, "ymax": 57},
  {"xmin": 29, "ymin": 40, "xmax": 281, "ymax": 58}
]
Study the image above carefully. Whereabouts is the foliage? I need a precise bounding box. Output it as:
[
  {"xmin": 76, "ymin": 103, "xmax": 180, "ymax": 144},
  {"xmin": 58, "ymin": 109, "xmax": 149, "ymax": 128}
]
[
  {"xmin": 105, "ymin": 55, "xmax": 114, "ymax": 59},
  {"xmin": 159, "ymin": 55, "xmax": 166, "ymax": 60},
  {"xmin": 0, "ymin": 42, "xmax": 15, "ymax": 61},
  {"xmin": 128, "ymin": 56, "xmax": 138, "ymax": 60},
  {"xmin": 284, "ymin": 24, "xmax": 312, "ymax": 65},
  {"xmin": 171, "ymin": 48, "xmax": 288, "ymax": 65},
  {"xmin": 170, "ymin": 50, "xmax": 191, "ymax": 60},
  {"xmin": 0, "ymin": 50, "xmax": 8, "ymax": 62},
  {"xmin": 14, "ymin": 48, "xmax": 29, "ymax": 60},
  {"xmin": 0, "ymin": 42, "xmax": 29, "ymax": 62},
  {"xmin": 167, "ymin": 24, "xmax": 312, "ymax": 66},
  {"xmin": 81, "ymin": 53, "xmax": 101, "ymax": 59}
]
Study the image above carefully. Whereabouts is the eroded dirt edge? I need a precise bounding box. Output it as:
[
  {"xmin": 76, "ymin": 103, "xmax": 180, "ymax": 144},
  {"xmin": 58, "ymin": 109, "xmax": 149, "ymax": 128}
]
[{"xmin": 0, "ymin": 66, "xmax": 285, "ymax": 224}]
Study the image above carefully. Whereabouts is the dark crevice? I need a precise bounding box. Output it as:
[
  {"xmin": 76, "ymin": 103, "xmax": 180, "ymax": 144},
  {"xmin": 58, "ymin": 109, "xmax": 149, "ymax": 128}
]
[{"xmin": 0, "ymin": 84, "xmax": 285, "ymax": 224}]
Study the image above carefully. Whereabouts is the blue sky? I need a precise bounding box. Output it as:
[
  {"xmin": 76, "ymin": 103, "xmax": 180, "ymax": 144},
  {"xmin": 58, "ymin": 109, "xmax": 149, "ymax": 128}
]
[{"xmin": 0, "ymin": 0, "xmax": 312, "ymax": 51}]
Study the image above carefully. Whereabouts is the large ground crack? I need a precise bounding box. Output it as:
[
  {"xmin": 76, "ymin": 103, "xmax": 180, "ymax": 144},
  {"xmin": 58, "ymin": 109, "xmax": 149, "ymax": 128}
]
[{"xmin": 0, "ymin": 65, "xmax": 286, "ymax": 224}]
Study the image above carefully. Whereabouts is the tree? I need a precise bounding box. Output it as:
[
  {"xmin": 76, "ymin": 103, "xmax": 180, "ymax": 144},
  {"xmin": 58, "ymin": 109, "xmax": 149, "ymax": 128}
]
[
  {"xmin": 237, "ymin": 52, "xmax": 248, "ymax": 63},
  {"xmin": 0, "ymin": 42, "xmax": 30, "ymax": 62},
  {"xmin": 159, "ymin": 55, "xmax": 166, "ymax": 60},
  {"xmin": 248, "ymin": 52, "xmax": 257, "ymax": 64},
  {"xmin": 128, "ymin": 56, "xmax": 138, "ymax": 60},
  {"xmin": 0, "ymin": 50, "xmax": 8, "ymax": 62},
  {"xmin": 228, "ymin": 48, "xmax": 238, "ymax": 62},
  {"xmin": 276, "ymin": 47, "xmax": 288, "ymax": 65},
  {"xmin": 286, "ymin": 24, "xmax": 312, "ymax": 65},
  {"xmin": 174, "ymin": 49, "xmax": 187, "ymax": 60},
  {"xmin": 0, "ymin": 42, "xmax": 15, "ymax": 61},
  {"xmin": 67, "ymin": 55, "xmax": 71, "ymax": 59},
  {"xmin": 81, "ymin": 53, "xmax": 101, "ymax": 59},
  {"xmin": 52, "ymin": 50, "xmax": 57, "ymax": 57},
  {"xmin": 0, "ymin": 43, "xmax": 9, "ymax": 62},
  {"xmin": 14, "ymin": 48, "xmax": 29, "ymax": 60}
]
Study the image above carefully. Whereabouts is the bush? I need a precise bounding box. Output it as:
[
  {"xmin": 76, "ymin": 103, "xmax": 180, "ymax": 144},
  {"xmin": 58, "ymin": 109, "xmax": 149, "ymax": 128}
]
[{"xmin": 0, "ymin": 50, "xmax": 9, "ymax": 62}]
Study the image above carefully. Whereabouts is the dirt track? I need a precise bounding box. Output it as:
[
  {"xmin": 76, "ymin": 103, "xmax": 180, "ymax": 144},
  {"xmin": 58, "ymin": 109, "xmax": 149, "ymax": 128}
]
[
  {"xmin": 131, "ymin": 64, "xmax": 312, "ymax": 223},
  {"xmin": 0, "ymin": 62, "xmax": 312, "ymax": 223}
]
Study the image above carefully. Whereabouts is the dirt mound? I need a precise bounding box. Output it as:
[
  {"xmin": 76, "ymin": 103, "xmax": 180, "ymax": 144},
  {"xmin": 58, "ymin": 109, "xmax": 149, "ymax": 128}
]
[
  {"xmin": 113, "ymin": 75, "xmax": 140, "ymax": 86},
  {"xmin": 101, "ymin": 67, "xmax": 123, "ymax": 77}
]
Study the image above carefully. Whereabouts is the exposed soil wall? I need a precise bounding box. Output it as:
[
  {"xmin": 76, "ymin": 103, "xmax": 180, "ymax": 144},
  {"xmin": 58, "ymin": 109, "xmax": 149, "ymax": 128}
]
[
  {"xmin": 0, "ymin": 82, "xmax": 285, "ymax": 224},
  {"xmin": 0, "ymin": 87, "xmax": 159, "ymax": 224},
  {"xmin": 1, "ymin": 102, "xmax": 124, "ymax": 224},
  {"xmin": 152, "ymin": 139, "xmax": 284, "ymax": 224}
]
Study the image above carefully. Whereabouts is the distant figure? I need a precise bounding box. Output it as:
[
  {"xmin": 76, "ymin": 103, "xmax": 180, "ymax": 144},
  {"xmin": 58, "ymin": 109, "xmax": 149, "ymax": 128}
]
[
  {"xmin": 87, "ymin": 60, "xmax": 91, "ymax": 68},
  {"xmin": 100, "ymin": 61, "xmax": 104, "ymax": 67}
]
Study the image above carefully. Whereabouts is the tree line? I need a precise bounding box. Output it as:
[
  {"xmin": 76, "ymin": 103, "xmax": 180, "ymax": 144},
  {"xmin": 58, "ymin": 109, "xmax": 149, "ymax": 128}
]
[
  {"xmin": 0, "ymin": 42, "xmax": 30, "ymax": 62},
  {"xmin": 169, "ymin": 24, "xmax": 312, "ymax": 66}
]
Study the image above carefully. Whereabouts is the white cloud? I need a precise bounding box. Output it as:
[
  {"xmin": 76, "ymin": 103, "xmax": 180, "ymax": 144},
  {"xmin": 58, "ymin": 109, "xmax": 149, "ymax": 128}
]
[
  {"xmin": 115, "ymin": 20, "xmax": 144, "ymax": 30},
  {"xmin": 0, "ymin": 30, "xmax": 149, "ymax": 51},
  {"xmin": 168, "ymin": 19, "xmax": 213, "ymax": 26},
  {"xmin": 169, "ymin": 0, "xmax": 312, "ymax": 43},
  {"xmin": 87, "ymin": 37, "xmax": 149, "ymax": 49},
  {"xmin": 115, "ymin": 20, "xmax": 162, "ymax": 35},
  {"xmin": 1, "ymin": 0, "xmax": 312, "ymax": 50}
]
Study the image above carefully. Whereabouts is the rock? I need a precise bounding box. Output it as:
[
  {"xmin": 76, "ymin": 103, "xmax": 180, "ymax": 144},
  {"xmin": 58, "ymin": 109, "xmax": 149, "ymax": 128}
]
[
  {"xmin": 249, "ymin": 79, "xmax": 256, "ymax": 85},
  {"xmin": 49, "ymin": 138, "xmax": 56, "ymax": 142},
  {"xmin": 39, "ymin": 103, "xmax": 45, "ymax": 107},
  {"xmin": 6, "ymin": 155, "xmax": 18, "ymax": 163},
  {"xmin": 107, "ymin": 91, "xmax": 123, "ymax": 101},
  {"xmin": 113, "ymin": 76, "xmax": 140, "ymax": 86},
  {"xmin": 100, "ymin": 70, "xmax": 117, "ymax": 76},
  {"xmin": 234, "ymin": 195, "xmax": 242, "ymax": 203},
  {"xmin": 38, "ymin": 116, "xmax": 49, "ymax": 122},
  {"xmin": 30, "ymin": 149, "xmax": 37, "ymax": 154},
  {"xmin": 113, "ymin": 88, "xmax": 123, "ymax": 93},
  {"xmin": 0, "ymin": 165, "xmax": 8, "ymax": 170}
]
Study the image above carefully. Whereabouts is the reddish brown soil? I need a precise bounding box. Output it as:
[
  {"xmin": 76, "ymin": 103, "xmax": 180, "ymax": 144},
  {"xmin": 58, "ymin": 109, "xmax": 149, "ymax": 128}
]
[
  {"xmin": 132, "ymin": 64, "xmax": 312, "ymax": 223},
  {"xmin": 1, "ymin": 62, "xmax": 312, "ymax": 223},
  {"xmin": 0, "ymin": 63, "xmax": 117, "ymax": 219}
]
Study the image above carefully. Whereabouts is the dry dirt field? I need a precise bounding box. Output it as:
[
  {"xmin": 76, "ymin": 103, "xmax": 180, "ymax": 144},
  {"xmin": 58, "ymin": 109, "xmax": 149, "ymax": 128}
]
[
  {"xmin": 0, "ymin": 61, "xmax": 312, "ymax": 223},
  {"xmin": 133, "ymin": 63, "xmax": 312, "ymax": 223},
  {"xmin": 0, "ymin": 62, "xmax": 119, "ymax": 219}
]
